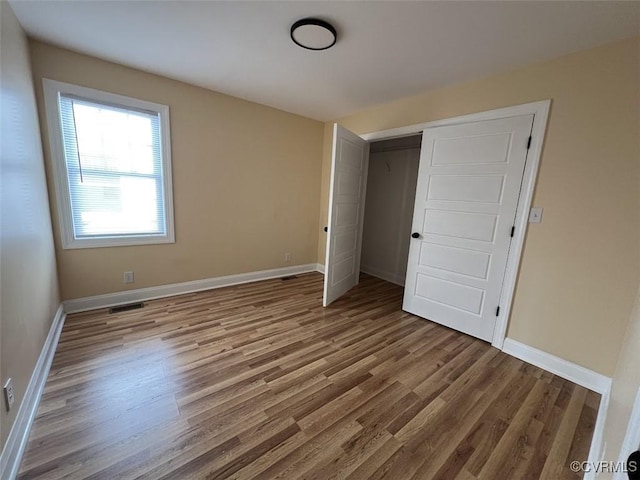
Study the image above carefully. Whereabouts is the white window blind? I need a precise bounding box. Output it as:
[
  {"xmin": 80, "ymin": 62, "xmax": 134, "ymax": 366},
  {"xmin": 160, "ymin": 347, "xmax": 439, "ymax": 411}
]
[
  {"xmin": 59, "ymin": 95, "xmax": 166, "ymax": 239},
  {"xmin": 43, "ymin": 79, "xmax": 174, "ymax": 249}
]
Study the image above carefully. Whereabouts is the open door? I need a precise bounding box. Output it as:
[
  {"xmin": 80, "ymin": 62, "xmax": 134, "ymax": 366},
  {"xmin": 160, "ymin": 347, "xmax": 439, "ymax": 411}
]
[
  {"xmin": 323, "ymin": 124, "xmax": 369, "ymax": 307},
  {"xmin": 403, "ymin": 114, "xmax": 534, "ymax": 342}
]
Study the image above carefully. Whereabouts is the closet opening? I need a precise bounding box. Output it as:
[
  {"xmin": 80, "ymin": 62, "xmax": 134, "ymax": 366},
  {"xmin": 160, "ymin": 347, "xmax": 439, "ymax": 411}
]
[{"xmin": 360, "ymin": 134, "xmax": 422, "ymax": 287}]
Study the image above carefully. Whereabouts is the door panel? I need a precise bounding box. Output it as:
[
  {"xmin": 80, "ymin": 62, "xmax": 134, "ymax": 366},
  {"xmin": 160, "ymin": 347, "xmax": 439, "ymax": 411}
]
[
  {"xmin": 323, "ymin": 124, "xmax": 369, "ymax": 307},
  {"xmin": 427, "ymin": 175, "xmax": 505, "ymax": 203},
  {"xmin": 423, "ymin": 210, "xmax": 498, "ymax": 241},
  {"xmin": 403, "ymin": 114, "xmax": 534, "ymax": 342},
  {"xmin": 419, "ymin": 243, "xmax": 491, "ymax": 279},
  {"xmin": 415, "ymin": 274, "xmax": 485, "ymax": 314},
  {"xmin": 432, "ymin": 132, "xmax": 511, "ymax": 165}
]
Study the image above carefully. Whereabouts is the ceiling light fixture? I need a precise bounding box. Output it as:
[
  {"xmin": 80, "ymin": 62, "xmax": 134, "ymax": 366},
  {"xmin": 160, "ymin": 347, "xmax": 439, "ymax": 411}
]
[{"xmin": 290, "ymin": 18, "xmax": 337, "ymax": 51}]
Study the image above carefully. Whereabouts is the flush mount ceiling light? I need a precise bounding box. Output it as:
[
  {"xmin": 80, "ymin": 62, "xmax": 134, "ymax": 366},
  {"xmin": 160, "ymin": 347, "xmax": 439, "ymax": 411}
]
[{"xmin": 290, "ymin": 18, "xmax": 337, "ymax": 51}]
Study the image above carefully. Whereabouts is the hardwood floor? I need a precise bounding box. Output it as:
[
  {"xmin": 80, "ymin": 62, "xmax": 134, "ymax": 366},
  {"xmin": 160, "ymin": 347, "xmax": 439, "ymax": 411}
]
[{"xmin": 19, "ymin": 273, "xmax": 599, "ymax": 479}]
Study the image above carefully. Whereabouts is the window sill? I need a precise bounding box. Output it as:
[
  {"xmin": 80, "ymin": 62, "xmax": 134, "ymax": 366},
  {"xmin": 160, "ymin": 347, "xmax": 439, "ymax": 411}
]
[{"xmin": 61, "ymin": 233, "xmax": 175, "ymax": 250}]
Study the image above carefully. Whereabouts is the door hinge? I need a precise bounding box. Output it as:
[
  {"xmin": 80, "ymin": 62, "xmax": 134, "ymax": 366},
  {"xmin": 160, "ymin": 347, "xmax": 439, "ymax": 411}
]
[
  {"xmin": 527, "ymin": 136, "xmax": 532, "ymax": 150},
  {"xmin": 496, "ymin": 306, "xmax": 500, "ymax": 317},
  {"xmin": 510, "ymin": 226, "xmax": 515, "ymax": 237}
]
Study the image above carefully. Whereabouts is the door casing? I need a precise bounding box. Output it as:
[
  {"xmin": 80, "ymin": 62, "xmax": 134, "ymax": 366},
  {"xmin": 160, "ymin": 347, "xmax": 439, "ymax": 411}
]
[{"xmin": 351, "ymin": 100, "xmax": 551, "ymax": 349}]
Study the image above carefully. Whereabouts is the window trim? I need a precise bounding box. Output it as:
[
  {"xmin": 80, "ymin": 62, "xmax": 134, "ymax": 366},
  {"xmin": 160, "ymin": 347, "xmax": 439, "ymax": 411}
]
[{"xmin": 43, "ymin": 79, "xmax": 175, "ymax": 249}]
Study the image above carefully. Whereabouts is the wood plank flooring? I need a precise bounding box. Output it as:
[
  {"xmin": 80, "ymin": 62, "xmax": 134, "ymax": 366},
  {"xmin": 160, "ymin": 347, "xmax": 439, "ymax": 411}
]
[{"xmin": 19, "ymin": 273, "xmax": 599, "ymax": 479}]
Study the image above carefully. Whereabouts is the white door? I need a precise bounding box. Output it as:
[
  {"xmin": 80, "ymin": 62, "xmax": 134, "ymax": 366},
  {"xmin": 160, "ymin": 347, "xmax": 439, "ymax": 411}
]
[
  {"xmin": 323, "ymin": 124, "xmax": 369, "ymax": 307},
  {"xmin": 403, "ymin": 114, "xmax": 534, "ymax": 342}
]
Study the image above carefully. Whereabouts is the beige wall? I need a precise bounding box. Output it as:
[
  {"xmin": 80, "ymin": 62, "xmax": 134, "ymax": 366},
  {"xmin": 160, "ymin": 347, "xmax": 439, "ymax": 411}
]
[
  {"xmin": 0, "ymin": 3, "xmax": 61, "ymax": 448},
  {"xmin": 361, "ymin": 147, "xmax": 419, "ymax": 285},
  {"xmin": 318, "ymin": 37, "xmax": 640, "ymax": 376},
  {"xmin": 29, "ymin": 41, "xmax": 325, "ymax": 300}
]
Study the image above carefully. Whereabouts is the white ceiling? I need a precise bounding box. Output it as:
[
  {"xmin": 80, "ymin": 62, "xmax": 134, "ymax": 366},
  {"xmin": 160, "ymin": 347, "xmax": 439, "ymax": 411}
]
[{"xmin": 9, "ymin": 1, "xmax": 640, "ymax": 121}]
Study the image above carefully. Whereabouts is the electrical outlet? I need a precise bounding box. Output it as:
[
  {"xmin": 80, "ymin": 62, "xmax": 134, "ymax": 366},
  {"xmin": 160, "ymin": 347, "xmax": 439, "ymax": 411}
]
[
  {"xmin": 284, "ymin": 253, "xmax": 291, "ymax": 262},
  {"xmin": 123, "ymin": 271, "xmax": 134, "ymax": 284},
  {"xmin": 4, "ymin": 379, "xmax": 14, "ymax": 411}
]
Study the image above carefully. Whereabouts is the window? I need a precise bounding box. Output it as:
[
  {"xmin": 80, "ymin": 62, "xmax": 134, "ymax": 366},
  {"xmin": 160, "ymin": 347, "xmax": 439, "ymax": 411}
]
[{"xmin": 43, "ymin": 79, "xmax": 174, "ymax": 249}]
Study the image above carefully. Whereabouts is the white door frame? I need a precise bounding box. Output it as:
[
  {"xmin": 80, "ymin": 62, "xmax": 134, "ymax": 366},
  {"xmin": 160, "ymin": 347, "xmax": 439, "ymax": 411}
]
[
  {"xmin": 613, "ymin": 386, "xmax": 640, "ymax": 480},
  {"xmin": 359, "ymin": 100, "xmax": 551, "ymax": 349}
]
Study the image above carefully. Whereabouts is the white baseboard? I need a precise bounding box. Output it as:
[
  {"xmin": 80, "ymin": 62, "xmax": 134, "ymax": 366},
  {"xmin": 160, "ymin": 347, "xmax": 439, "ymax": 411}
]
[
  {"xmin": 360, "ymin": 265, "xmax": 405, "ymax": 286},
  {"xmin": 502, "ymin": 338, "xmax": 612, "ymax": 395},
  {"xmin": 502, "ymin": 338, "xmax": 612, "ymax": 478},
  {"xmin": 0, "ymin": 304, "xmax": 66, "ymax": 480},
  {"xmin": 584, "ymin": 388, "xmax": 610, "ymax": 480},
  {"xmin": 64, "ymin": 264, "xmax": 322, "ymax": 313},
  {"xmin": 316, "ymin": 263, "xmax": 325, "ymax": 274},
  {"xmin": 1, "ymin": 265, "xmax": 325, "ymax": 477},
  {"xmin": 614, "ymin": 387, "xmax": 640, "ymax": 480}
]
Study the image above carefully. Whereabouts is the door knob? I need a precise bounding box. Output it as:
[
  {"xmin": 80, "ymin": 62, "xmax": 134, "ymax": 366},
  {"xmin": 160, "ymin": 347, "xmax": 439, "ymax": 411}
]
[
  {"xmin": 411, "ymin": 232, "xmax": 420, "ymax": 238},
  {"xmin": 324, "ymin": 226, "xmax": 328, "ymax": 232}
]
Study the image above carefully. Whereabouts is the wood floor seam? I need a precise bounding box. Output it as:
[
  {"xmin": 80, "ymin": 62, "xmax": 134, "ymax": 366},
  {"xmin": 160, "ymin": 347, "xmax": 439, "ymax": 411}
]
[{"xmin": 18, "ymin": 273, "xmax": 598, "ymax": 479}]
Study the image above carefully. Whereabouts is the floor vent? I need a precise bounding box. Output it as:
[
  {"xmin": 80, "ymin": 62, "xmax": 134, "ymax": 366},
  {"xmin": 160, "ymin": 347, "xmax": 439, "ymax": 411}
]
[
  {"xmin": 109, "ymin": 302, "xmax": 145, "ymax": 314},
  {"xmin": 281, "ymin": 275, "xmax": 298, "ymax": 281}
]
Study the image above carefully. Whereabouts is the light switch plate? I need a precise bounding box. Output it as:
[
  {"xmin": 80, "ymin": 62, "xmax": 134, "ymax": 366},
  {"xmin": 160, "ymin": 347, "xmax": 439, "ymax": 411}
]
[
  {"xmin": 529, "ymin": 207, "xmax": 543, "ymax": 224},
  {"xmin": 4, "ymin": 378, "xmax": 14, "ymax": 411}
]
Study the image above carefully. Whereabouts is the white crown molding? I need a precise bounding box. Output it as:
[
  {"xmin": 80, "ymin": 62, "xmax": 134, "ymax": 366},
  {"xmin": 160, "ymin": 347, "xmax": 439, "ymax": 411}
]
[{"xmin": 0, "ymin": 304, "xmax": 66, "ymax": 480}]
